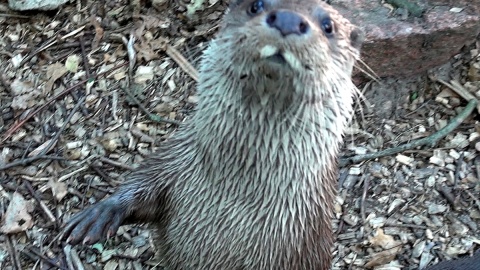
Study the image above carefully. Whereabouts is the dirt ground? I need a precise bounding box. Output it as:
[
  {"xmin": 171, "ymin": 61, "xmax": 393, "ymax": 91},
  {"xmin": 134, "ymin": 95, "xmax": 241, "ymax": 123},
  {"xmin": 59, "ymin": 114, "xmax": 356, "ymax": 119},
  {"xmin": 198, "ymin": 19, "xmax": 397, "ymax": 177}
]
[{"xmin": 0, "ymin": 0, "xmax": 479, "ymax": 269}]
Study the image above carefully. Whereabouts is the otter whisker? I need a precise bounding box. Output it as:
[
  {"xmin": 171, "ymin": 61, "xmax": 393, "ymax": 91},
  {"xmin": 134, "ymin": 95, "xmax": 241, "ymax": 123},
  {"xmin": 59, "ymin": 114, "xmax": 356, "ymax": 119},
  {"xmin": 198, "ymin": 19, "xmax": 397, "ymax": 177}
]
[{"xmin": 355, "ymin": 58, "xmax": 381, "ymax": 83}]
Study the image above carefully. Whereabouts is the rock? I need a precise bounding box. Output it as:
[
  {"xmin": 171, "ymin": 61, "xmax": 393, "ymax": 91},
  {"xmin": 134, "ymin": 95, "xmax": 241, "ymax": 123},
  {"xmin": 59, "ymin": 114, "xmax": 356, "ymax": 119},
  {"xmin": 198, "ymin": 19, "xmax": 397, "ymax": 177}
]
[
  {"xmin": 8, "ymin": 0, "xmax": 70, "ymax": 11},
  {"xmin": 333, "ymin": 0, "xmax": 480, "ymax": 77}
]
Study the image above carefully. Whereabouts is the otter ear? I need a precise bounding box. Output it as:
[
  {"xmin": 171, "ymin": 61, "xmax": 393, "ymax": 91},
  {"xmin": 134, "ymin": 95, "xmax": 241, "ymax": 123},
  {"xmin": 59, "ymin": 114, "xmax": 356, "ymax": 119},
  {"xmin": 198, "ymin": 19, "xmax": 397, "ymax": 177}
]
[{"xmin": 349, "ymin": 27, "xmax": 364, "ymax": 50}]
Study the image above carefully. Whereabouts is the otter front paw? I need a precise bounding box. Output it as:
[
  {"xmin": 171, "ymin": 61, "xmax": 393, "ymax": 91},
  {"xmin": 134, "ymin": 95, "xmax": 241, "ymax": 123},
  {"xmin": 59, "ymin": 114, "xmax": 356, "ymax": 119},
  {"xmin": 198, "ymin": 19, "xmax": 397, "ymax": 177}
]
[{"xmin": 62, "ymin": 199, "xmax": 126, "ymax": 245}]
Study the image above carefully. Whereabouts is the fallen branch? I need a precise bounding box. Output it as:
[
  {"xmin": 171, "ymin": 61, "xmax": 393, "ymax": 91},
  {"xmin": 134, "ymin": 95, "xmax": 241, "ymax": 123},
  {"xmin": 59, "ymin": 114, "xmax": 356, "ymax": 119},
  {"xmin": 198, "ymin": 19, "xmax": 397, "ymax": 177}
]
[{"xmin": 340, "ymin": 98, "xmax": 478, "ymax": 166}]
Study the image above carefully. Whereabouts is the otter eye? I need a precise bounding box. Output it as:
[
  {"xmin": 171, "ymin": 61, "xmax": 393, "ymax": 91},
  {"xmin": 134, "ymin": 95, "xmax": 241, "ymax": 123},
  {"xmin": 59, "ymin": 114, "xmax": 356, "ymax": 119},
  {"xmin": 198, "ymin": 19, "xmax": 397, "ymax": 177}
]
[
  {"xmin": 321, "ymin": 17, "xmax": 334, "ymax": 35},
  {"xmin": 248, "ymin": 0, "xmax": 265, "ymax": 15}
]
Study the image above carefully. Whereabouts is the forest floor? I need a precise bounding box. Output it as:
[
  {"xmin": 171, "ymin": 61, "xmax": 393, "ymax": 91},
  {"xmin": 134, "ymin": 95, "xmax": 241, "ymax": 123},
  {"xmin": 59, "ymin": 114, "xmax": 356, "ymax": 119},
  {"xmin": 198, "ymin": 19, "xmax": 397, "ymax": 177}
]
[{"xmin": 0, "ymin": 0, "xmax": 479, "ymax": 269}]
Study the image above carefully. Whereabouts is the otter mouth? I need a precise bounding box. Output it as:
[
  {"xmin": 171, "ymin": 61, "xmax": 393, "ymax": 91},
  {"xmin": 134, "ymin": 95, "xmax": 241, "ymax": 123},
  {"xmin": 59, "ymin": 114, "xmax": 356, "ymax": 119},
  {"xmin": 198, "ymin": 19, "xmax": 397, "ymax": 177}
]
[
  {"xmin": 259, "ymin": 45, "xmax": 302, "ymax": 71},
  {"xmin": 267, "ymin": 53, "xmax": 287, "ymax": 65}
]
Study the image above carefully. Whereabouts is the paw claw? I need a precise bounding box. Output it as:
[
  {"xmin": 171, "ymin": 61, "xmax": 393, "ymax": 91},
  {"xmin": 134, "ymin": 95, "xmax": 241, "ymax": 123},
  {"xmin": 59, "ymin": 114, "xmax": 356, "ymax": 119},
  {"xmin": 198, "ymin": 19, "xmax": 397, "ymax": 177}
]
[{"xmin": 83, "ymin": 237, "xmax": 90, "ymax": 245}]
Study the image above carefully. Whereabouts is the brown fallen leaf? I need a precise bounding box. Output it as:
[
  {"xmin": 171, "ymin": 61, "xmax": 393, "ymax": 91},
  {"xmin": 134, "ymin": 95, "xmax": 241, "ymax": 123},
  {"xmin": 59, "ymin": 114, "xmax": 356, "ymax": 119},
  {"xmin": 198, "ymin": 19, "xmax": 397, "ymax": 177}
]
[
  {"xmin": 370, "ymin": 228, "xmax": 401, "ymax": 249},
  {"xmin": 364, "ymin": 246, "xmax": 402, "ymax": 268},
  {"xmin": 1, "ymin": 192, "xmax": 34, "ymax": 234},
  {"xmin": 44, "ymin": 62, "xmax": 68, "ymax": 93},
  {"xmin": 364, "ymin": 229, "xmax": 403, "ymax": 268}
]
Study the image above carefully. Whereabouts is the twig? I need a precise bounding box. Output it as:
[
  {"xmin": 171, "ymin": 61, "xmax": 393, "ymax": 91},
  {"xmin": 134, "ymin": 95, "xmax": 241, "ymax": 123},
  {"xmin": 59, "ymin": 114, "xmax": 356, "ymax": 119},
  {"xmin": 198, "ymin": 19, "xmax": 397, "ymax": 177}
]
[
  {"xmin": 79, "ymin": 36, "xmax": 91, "ymax": 79},
  {"xmin": 1, "ymin": 156, "xmax": 65, "ymax": 171},
  {"xmin": 49, "ymin": 41, "xmax": 91, "ymax": 51},
  {"xmin": 18, "ymin": 25, "xmax": 86, "ymax": 67},
  {"xmin": 165, "ymin": 44, "xmax": 199, "ymax": 82},
  {"xmin": 6, "ymin": 235, "xmax": 22, "ymax": 270},
  {"xmin": 68, "ymin": 87, "xmax": 89, "ymax": 116},
  {"xmin": 18, "ymin": 37, "xmax": 57, "ymax": 67},
  {"xmin": 90, "ymin": 163, "xmax": 113, "ymax": 181},
  {"xmin": 58, "ymin": 166, "xmax": 89, "ymax": 182},
  {"xmin": 70, "ymin": 247, "xmax": 85, "ymax": 270},
  {"xmin": 63, "ymin": 245, "xmax": 85, "ymax": 270},
  {"xmin": 99, "ymin": 156, "xmax": 135, "ymax": 171},
  {"xmin": 0, "ymin": 13, "xmax": 30, "ymax": 19},
  {"xmin": 114, "ymin": 33, "xmax": 135, "ymax": 81},
  {"xmin": 2, "ymin": 62, "xmax": 127, "ymax": 142},
  {"xmin": 347, "ymin": 253, "xmax": 357, "ymax": 270},
  {"xmin": 117, "ymin": 31, "xmax": 199, "ymax": 82},
  {"xmin": 0, "ymin": 96, "xmax": 85, "ymax": 171},
  {"xmin": 438, "ymin": 185, "xmax": 458, "ymax": 210},
  {"xmin": 22, "ymin": 246, "xmax": 67, "ymax": 270},
  {"xmin": 24, "ymin": 180, "xmax": 56, "ymax": 223},
  {"xmin": 63, "ymin": 245, "xmax": 75, "ymax": 270},
  {"xmin": 360, "ymin": 173, "xmax": 369, "ymax": 222},
  {"xmin": 385, "ymin": 223, "xmax": 428, "ymax": 230},
  {"xmin": 113, "ymin": 248, "xmax": 155, "ymax": 262},
  {"xmin": 127, "ymin": 33, "xmax": 136, "ymax": 80},
  {"xmin": 120, "ymin": 85, "xmax": 182, "ymax": 125},
  {"xmin": 432, "ymin": 77, "xmax": 477, "ymax": 105},
  {"xmin": 340, "ymin": 99, "xmax": 478, "ymax": 166},
  {"xmin": 454, "ymin": 152, "xmax": 464, "ymax": 189}
]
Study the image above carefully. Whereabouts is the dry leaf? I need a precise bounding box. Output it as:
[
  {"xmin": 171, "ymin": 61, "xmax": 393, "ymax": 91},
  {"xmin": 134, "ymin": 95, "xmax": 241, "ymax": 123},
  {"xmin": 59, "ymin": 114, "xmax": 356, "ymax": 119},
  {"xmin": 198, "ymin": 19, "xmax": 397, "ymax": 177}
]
[
  {"xmin": 48, "ymin": 178, "xmax": 68, "ymax": 201},
  {"xmin": 45, "ymin": 62, "xmax": 68, "ymax": 92},
  {"xmin": 370, "ymin": 229, "xmax": 401, "ymax": 249},
  {"xmin": 1, "ymin": 192, "xmax": 34, "ymax": 234},
  {"xmin": 135, "ymin": 42, "xmax": 159, "ymax": 62},
  {"xmin": 364, "ymin": 247, "xmax": 402, "ymax": 268}
]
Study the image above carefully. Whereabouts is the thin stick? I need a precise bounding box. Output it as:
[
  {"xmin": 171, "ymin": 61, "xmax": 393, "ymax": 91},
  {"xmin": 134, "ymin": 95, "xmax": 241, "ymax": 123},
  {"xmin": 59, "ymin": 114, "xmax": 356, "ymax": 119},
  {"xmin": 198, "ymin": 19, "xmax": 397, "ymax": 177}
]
[
  {"xmin": 360, "ymin": 174, "xmax": 369, "ymax": 222},
  {"xmin": 24, "ymin": 180, "xmax": 56, "ymax": 223},
  {"xmin": 22, "ymin": 246, "xmax": 67, "ymax": 270},
  {"xmin": 165, "ymin": 44, "xmax": 199, "ymax": 82},
  {"xmin": 6, "ymin": 235, "xmax": 22, "ymax": 270},
  {"xmin": 121, "ymin": 85, "xmax": 182, "ymax": 125},
  {"xmin": 99, "ymin": 156, "xmax": 135, "ymax": 171},
  {"xmin": 340, "ymin": 99, "xmax": 478, "ymax": 166}
]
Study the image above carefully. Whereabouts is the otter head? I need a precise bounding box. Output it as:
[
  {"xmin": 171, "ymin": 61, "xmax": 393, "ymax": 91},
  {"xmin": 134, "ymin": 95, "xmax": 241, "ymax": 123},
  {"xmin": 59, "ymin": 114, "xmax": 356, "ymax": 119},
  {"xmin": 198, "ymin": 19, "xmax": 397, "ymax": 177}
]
[{"xmin": 198, "ymin": 0, "xmax": 363, "ymax": 111}]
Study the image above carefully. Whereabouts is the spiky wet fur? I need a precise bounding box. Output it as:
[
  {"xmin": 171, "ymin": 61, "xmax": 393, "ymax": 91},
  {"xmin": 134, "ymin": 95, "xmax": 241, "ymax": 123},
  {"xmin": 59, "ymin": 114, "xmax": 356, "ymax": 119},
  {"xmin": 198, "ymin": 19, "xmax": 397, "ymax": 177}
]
[{"xmin": 110, "ymin": 0, "xmax": 362, "ymax": 269}]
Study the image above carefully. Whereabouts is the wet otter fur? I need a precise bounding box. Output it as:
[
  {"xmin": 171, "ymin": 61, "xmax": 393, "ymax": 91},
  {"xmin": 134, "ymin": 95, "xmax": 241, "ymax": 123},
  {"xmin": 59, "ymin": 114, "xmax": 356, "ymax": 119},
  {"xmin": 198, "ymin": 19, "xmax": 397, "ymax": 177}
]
[{"xmin": 63, "ymin": 0, "xmax": 363, "ymax": 268}]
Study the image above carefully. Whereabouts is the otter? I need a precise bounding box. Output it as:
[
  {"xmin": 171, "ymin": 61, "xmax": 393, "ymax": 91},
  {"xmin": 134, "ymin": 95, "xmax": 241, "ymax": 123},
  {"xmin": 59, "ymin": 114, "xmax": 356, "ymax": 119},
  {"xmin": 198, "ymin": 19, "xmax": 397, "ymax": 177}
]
[
  {"xmin": 61, "ymin": 1, "xmax": 480, "ymax": 269},
  {"xmin": 62, "ymin": 0, "xmax": 363, "ymax": 269}
]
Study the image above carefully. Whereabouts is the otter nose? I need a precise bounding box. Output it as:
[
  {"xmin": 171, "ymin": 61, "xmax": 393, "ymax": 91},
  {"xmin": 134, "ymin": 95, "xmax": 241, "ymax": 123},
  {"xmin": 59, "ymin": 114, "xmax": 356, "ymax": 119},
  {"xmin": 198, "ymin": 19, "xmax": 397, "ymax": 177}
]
[{"xmin": 266, "ymin": 10, "xmax": 310, "ymax": 36}]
